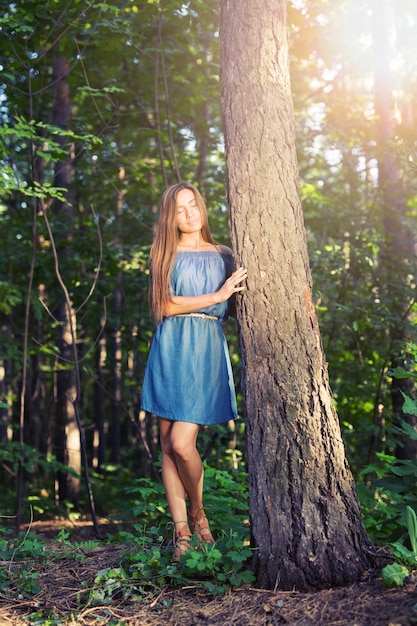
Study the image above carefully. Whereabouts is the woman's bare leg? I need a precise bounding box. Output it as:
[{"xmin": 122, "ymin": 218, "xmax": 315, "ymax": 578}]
[
  {"xmin": 159, "ymin": 418, "xmax": 204, "ymax": 525},
  {"xmin": 159, "ymin": 418, "xmax": 215, "ymax": 547}
]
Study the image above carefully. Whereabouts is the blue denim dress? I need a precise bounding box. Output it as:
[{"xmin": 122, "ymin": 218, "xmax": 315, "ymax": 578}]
[{"xmin": 141, "ymin": 251, "xmax": 238, "ymax": 425}]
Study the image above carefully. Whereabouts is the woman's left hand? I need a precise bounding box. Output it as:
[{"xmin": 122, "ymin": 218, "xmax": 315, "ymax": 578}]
[{"xmin": 215, "ymin": 266, "xmax": 248, "ymax": 303}]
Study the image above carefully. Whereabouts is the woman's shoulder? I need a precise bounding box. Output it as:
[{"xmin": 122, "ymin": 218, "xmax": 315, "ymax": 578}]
[
  {"xmin": 175, "ymin": 242, "xmax": 233, "ymax": 256},
  {"xmin": 216, "ymin": 244, "xmax": 233, "ymax": 257},
  {"xmin": 215, "ymin": 244, "xmax": 234, "ymax": 273}
]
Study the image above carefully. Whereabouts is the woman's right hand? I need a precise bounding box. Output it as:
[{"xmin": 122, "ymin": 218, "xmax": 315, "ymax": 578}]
[{"xmin": 215, "ymin": 266, "xmax": 248, "ymax": 303}]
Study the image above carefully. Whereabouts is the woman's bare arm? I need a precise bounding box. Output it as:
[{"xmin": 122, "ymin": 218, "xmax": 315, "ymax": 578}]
[{"xmin": 163, "ymin": 266, "xmax": 247, "ymax": 317}]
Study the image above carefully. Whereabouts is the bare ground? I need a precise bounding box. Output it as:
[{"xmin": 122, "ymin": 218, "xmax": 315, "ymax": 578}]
[{"xmin": 1, "ymin": 519, "xmax": 416, "ymax": 626}]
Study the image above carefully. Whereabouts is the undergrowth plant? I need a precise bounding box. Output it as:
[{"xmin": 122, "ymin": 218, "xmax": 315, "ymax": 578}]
[
  {"xmin": 0, "ymin": 465, "xmax": 255, "ymax": 625},
  {"xmin": 0, "ymin": 525, "xmax": 101, "ymax": 601},
  {"xmin": 381, "ymin": 505, "xmax": 417, "ymax": 587},
  {"xmin": 107, "ymin": 525, "xmax": 255, "ymax": 599},
  {"xmin": 123, "ymin": 463, "xmax": 250, "ymax": 540},
  {"xmin": 357, "ymin": 348, "xmax": 417, "ymax": 587},
  {"xmin": 4, "ymin": 383, "xmax": 417, "ymax": 625},
  {"xmin": 359, "ymin": 437, "xmax": 417, "ymax": 587},
  {"xmin": 102, "ymin": 464, "xmax": 255, "ymax": 598},
  {"xmin": 0, "ymin": 441, "xmax": 80, "ymax": 518}
]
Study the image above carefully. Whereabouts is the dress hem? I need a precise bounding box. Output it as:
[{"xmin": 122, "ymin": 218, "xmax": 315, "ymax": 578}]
[{"xmin": 140, "ymin": 405, "xmax": 237, "ymax": 426}]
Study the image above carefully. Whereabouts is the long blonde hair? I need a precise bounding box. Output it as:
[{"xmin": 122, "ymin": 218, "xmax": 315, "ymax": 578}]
[{"xmin": 149, "ymin": 182, "xmax": 216, "ymax": 324}]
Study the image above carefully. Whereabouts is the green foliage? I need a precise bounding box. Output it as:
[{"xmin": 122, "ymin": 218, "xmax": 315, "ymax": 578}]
[
  {"xmin": 0, "ymin": 281, "xmax": 23, "ymax": 314},
  {"xmin": 358, "ymin": 365, "xmax": 417, "ymax": 586},
  {"xmin": 180, "ymin": 532, "xmax": 255, "ymax": 594},
  {"xmin": 0, "ymin": 532, "xmax": 47, "ymax": 561},
  {"xmin": 18, "ymin": 612, "xmax": 63, "ymax": 626},
  {"xmin": 291, "ymin": 0, "xmax": 417, "ymax": 479},
  {"xmin": 0, "ymin": 441, "xmax": 80, "ymax": 518},
  {"xmin": 89, "ymin": 566, "xmax": 132, "ymax": 605},
  {"xmin": 0, "ymin": 465, "xmax": 253, "ymax": 621},
  {"xmin": 110, "ymin": 464, "xmax": 254, "ymax": 595},
  {"xmin": 407, "ymin": 505, "xmax": 417, "ymax": 554},
  {"xmin": 124, "ymin": 477, "xmax": 168, "ymax": 523},
  {"xmin": 399, "ymin": 392, "xmax": 417, "ymax": 416},
  {"xmin": 358, "ymin": 437, "xmax": 417, "ymax": 545},
  {"xmin": 0, "ymin": 441, "xmax": 79, "ymax": 478},
  {"xmin": 0, "ymin": 525, "xmax": 102, "ymax": 604},
  {"xmin": 86, "ymin": 531, "xmax": 254, "ymax": 607},
  {"xmin": 0, "ymin": 0, "xmax": 231, "ymax": 505},
  {"xmin": 0, "ymin": 529, "xmax": 45, "ymax": 597},
  {"xmin": 114, "ymin": 523, "xmax": 254, "ymax": 598},
  {"xmin": 356, "ymin": 353, "xmax": 417, "ymax": 588},
  {"xmin": 356, "ymin": 347, "xmax": 417, "ymax": 570},
  {"xmin": 121, "ymin": 463, "xmax": 250, "ymax": 539},
  {"xmin": 0, "ymin": 463, "xmax": 252, "ymax": 617},
  {"xmin": 381, "ymin": 563, "xmax": 410, "ymax": 588},
  {"xmin": 380, "ymin": 506, "xmax": 417, "ymax": 587},
  {"xmin": 0, "ymin": 0, "xmax": 417, "ymax": 614}
]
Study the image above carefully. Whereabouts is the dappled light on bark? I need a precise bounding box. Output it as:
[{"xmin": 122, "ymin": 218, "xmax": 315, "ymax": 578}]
[{"xmin": 221, "ymin": 0, "xmax": 379, "ymax": 590}]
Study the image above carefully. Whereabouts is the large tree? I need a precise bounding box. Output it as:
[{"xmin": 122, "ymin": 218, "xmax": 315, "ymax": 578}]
[
  {"xmin": 51, "ymin": 54, "xmax": 80, "ymax": 504},
  {"xmin": 220, "ymin": 0, "xmax": 379, "ymax": 590}
]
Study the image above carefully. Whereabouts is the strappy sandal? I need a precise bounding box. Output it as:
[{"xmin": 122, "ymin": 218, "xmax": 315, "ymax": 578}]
[
  {"xmin": 189, "ymin": 508, "xmax": 215, "ymax": 545},
  {"xmin": 173, "ymin": 522, "xmax": 192, "ymax": 562}
]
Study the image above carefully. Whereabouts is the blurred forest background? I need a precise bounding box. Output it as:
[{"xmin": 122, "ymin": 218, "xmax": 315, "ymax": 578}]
[{"xmin": 0, "ymin": 0, "xmax": 416, "ymax": 544}]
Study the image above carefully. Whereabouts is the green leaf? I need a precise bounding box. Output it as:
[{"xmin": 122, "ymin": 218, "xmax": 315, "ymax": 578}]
[
  {"xmin": 392, "ymin": 421, "xmax": 417, "ymax": 441},
  {"xmin": 389, "ymin": 366, "xmax": 417, "ymax": 380},
  {"xmin": 407, "ymin": 506, "xmax": 417, "ymax": 554},
  {"xmin": 381, "ymin": 563, "xmax": 410, "ymax": 587},
  {"xmin": 401, "ymin": 392, "xmax": 417, "ymax": 416},
  {"xmin": 389, "ymin": 541, "xmax": 417, "ymax": 566}
]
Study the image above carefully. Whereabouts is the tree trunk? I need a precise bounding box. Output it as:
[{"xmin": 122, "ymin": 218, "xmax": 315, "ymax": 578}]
[
  {"xmin": 111, "ymin": 285, "xmax": 122, "ymax": 466},
  {"xmin": 0, "ymin": 351, "xmax": 10, "ymax": 441},
  {"xmin": 55, "ymin": 305, "xmax": 79, "ymax": 504},
  {"xmin": 221, "ymin": 0, "xmax": 377, "ymax": 590},
  {"xmin": 110, "ymin": 170, "xmax": 125, "ymax": 467},
  {"xmin": 93, "ymin": 315, "xmax": 107, "ymax": 471},
  {"xmin": 52, "ymin": 55, "xmax": 80, "ymax": 505},
  {"xmin": 26, "ymin": 320, "xmax": 43, "ymax": 452}
]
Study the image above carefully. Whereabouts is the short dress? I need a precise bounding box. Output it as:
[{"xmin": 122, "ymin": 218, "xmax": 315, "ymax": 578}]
[{"xmin": 141, "ymin": 250, "xmax": 238, "ymax": 425}]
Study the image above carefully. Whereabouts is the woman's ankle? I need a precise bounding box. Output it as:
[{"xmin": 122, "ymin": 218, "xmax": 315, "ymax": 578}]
[
  {"xmin": 173, "ymin": 520, "xmax": 191, "ymax": 533},
  {"xmin": 189, "ymin": 505, "xmax": 204, "ymax": 519}
]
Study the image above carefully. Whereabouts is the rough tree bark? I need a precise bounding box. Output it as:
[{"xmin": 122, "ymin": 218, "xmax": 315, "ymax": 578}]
[
  {"xmin": 52, "ymin": 55, "xmax": 81, "ymax": 504},
  {"xmin": 220, "ymin": 0, "xmax": 378, "ymax": 590},
  {"xmin": 110, "ymin": 167, "xmax": 125, "ymax": 467},
  {"xmin": 93, "ymin": 317, "xmax": 106, "ymax": 471},
  {"xmin": 0, "ymin": 354, "xmax": 9, "ymax": 440}
]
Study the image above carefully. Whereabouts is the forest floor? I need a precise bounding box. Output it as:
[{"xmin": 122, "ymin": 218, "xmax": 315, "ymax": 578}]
[{"xmin": 0, "ymin": 518, "xmax": 416, "ymax": 626}]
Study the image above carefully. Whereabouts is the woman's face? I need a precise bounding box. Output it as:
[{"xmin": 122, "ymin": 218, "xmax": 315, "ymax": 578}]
[{"xmin": 175, "ymin": 188, "xmax": 202, "ymax": 235}]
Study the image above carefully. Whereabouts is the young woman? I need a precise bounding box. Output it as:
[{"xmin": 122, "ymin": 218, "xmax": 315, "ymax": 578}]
[{"xmin": 141, "ymin": 181, "xmax": 247, "ymax": 561}]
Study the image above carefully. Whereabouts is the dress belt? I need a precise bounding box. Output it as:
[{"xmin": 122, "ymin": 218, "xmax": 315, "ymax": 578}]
[{"xmin": 175, "ymin": 313, "xmax": 219, "ymax": 321}]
